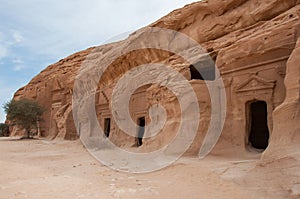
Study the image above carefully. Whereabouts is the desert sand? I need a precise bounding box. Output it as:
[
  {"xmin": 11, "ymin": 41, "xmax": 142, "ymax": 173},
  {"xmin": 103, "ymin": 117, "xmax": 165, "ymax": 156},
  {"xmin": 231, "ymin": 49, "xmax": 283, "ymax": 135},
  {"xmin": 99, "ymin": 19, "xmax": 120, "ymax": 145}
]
[{"xmin": 0, "ymin": 138, "xmax": 299, "ymax": 199}]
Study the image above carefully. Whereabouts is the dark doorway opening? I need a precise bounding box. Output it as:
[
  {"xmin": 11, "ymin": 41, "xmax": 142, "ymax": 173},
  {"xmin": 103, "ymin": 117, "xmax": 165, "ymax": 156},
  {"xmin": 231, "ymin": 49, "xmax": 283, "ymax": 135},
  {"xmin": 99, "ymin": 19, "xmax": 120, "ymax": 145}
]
[
  {"xmin": 249, "ymin": 101, "xmax": 270, "ymax": 150},
  {"xmin": 104, "ymin": 118, "xmax": 111, "ymax": 138},
  {"xmin": 137, "ymin": 117, "xmax": 145, "ymax": 147}
]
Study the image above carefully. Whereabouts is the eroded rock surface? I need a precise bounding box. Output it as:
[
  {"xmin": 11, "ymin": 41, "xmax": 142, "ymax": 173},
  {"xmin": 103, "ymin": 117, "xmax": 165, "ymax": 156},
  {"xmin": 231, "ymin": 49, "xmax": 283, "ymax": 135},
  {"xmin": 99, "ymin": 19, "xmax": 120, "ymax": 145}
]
[{"xmin": 8, "ymin": 0, "xmax": 300, "ymax": 159}]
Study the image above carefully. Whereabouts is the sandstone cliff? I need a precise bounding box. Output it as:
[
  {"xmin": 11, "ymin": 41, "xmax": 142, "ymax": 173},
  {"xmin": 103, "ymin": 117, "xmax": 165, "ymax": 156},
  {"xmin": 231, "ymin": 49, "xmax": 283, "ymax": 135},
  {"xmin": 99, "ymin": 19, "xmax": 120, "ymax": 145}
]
[{"xmin": 9, "ymin": 0, "xmax": 300, "ymax": 159}]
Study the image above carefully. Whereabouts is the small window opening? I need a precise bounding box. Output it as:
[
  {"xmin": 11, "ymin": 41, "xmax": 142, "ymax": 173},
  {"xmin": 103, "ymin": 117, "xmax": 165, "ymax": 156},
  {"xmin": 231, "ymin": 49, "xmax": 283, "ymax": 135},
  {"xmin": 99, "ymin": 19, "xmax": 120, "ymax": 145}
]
[{"xmin": 189, "ymin": 60, "xmax": 215, "ymax": 80}]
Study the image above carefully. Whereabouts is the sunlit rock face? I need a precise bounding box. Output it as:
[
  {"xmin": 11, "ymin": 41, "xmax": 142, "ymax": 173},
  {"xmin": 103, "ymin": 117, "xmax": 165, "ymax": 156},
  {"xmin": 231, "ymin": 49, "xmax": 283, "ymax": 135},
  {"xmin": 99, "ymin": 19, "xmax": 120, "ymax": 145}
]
[{"xmin": 9, "ymin": 0, "xmax": 300, "ymax": 157}]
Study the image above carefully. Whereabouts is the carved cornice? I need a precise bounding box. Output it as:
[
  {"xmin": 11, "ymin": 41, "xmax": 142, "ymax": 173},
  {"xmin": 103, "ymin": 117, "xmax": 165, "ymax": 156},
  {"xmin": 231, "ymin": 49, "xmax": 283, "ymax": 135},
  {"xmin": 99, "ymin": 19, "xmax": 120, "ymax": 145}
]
[{"xmin": 235, "ymin": 75, "xmax": 276, "ymax": 93}]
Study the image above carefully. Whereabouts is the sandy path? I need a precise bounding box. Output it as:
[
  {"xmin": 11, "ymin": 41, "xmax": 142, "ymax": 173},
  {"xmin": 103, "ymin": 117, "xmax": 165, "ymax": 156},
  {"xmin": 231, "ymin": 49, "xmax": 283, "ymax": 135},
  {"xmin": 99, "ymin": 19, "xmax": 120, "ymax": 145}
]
[{"xmin": 0, "ymin": 138, "xmax": 298, "ymax": 199}]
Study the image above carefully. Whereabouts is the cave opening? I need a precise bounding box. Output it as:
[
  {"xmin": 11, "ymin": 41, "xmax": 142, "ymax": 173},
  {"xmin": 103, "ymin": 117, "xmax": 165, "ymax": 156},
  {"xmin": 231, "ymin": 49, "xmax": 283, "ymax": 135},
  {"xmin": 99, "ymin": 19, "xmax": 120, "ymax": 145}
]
[{"xmin": 248, "ymin": 101, "xmax": 270, "ymax": 150}]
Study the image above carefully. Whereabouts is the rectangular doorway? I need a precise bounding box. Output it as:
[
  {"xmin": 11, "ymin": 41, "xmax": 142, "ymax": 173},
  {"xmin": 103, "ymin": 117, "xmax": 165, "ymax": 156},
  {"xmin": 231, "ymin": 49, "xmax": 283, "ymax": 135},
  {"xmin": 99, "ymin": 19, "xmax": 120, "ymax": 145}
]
[
  {"xmin": 248, "ymin": 101, "xmax": 270, "ymax": 150},
  {"xmin": 137, "ymin": 117, "xmax": 145, "ymax": 147},
  {"xmin": 104, "ymin": 118, "xmax": 111, "ymax": 138}
]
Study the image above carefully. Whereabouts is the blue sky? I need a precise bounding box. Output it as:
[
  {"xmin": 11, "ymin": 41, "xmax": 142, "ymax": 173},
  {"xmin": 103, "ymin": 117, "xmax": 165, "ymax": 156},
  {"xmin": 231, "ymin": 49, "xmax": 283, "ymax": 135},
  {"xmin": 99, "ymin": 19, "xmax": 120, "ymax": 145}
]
[{"xmin": 0, "ymin": 0, "xmax": 196, "ymax": 123}]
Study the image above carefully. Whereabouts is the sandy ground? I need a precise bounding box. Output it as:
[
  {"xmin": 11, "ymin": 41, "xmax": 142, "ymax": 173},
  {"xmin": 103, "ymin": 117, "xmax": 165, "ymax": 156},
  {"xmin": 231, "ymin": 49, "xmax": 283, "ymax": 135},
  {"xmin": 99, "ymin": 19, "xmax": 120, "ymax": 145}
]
[{"xmin": 0, "ymin": 138, "xmax": 299, "ymax": 199}]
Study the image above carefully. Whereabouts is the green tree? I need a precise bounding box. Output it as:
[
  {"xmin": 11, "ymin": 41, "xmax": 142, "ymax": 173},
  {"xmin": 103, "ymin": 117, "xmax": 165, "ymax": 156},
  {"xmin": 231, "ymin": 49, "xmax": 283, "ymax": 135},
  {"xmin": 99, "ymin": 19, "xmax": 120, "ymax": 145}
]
[
  {"xmin": 3, "ymin": 99, "xmax": 45, "ymax": 138},
  {"xmin": 0, "ymin": 123, "xmax": 9, "ymax": 137}
]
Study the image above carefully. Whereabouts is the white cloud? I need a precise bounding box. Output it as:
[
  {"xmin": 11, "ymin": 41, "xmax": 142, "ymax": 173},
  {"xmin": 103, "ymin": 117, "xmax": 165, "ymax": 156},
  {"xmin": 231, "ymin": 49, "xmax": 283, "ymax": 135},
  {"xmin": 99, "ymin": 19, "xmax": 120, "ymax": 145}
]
[
  {"xmin": 0, "ymin": 0, "xmax": 196, "ymax": 59},
  {"xmin": 0, "ymin": 30, "xmax": 25, "ymax": 61},
  {"xmin": 12, "ymin": 31, "xmax": 23, "ymax": 43},
  {"xmin": 0, "ymin": 45, "xmax": 8, "ymax": 59},
  {"xmin": 13, "ymin": 65, "xmax": 26, "ymax": 71},
  {"xmin": 0, "ymin": 32, "xmax": 4, "ymax": 42},
  {"xmin": 12, "ymin": 58, "xmax": 26, "ymax": 71},
  {"xmin": 0, "ymin": 32, "xmax": 8, "ymax": 59},
  {"xmin": 12, "ymin": 58, "xmax": 23, "ymax": 64}
]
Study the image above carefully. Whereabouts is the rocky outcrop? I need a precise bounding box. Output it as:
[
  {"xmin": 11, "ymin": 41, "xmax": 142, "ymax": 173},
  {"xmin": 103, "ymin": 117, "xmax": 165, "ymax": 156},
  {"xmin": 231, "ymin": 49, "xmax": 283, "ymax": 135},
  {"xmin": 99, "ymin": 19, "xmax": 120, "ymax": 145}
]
[
  {"xmin": 10, "ymin": 48, "xmax": 94, "ymax": 139},
  {"xmin": 8, "ymin": 0, "xmax": 300, "ymax": 159},
  {"xmin": 262, "ymin": 37, "xmax": 300, "ymax": 160}
]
